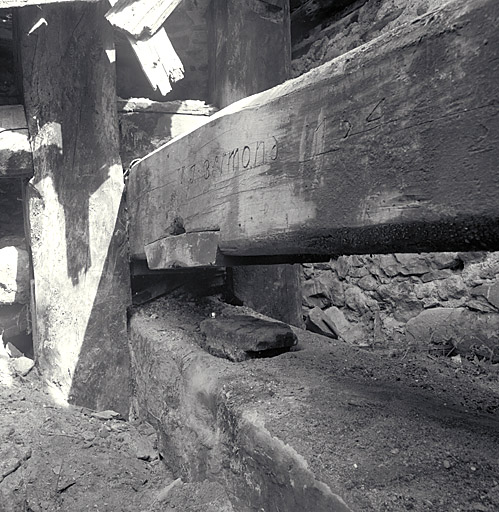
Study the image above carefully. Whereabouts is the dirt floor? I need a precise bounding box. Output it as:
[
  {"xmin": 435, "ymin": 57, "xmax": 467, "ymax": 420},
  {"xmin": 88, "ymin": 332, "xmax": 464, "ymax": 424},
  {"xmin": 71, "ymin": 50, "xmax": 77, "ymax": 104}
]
[
  {"xmin": 1, "ymin": 295, "xmax": 499, "ymax": 511},
  {"xmin": 0, "ymin": 351, "xmax": 234, "ymax": 512}
]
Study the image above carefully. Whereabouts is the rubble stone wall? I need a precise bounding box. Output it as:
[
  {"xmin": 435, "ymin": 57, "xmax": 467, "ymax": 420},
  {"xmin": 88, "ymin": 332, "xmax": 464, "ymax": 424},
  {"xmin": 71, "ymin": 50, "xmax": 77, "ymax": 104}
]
[
  {"xmin": 295, "ymin": 0, "xmax": 499, "ymax": 359},
  {"xmin": 303, "ymin": 253, "xmax": 499, "ymax": 361}
]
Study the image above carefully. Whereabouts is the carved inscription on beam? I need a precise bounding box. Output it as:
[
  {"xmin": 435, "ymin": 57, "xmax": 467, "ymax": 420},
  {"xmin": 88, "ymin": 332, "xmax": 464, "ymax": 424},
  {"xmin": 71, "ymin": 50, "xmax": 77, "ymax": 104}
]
[{"xmin": 128, "ymin": 0, "xmax": 499, "ymax": 261}]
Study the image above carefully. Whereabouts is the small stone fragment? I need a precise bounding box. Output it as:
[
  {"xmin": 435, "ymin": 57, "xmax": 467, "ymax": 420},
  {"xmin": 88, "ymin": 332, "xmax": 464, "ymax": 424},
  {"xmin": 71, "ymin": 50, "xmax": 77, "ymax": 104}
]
[
  {"xmin": 98, "ymin": 428, "xmax": 110, "ymax": 438},
  {"xmin": 155, "ymin": 477, "xmax": 183, "ymax": 503},
  {"xmin": 12, "ymin": 356, "xmax": 34, "ymax": 376},
  {"xmin": 135, "ymin": 437, "xmax": 159, "ymax": 461},
  {"xmin": 91, "ymin": 410, "xmax": 121, "ymax": 421},
  {"xmin": 6, "ymin": 342, "xmax": 23, "ymax": 358}
]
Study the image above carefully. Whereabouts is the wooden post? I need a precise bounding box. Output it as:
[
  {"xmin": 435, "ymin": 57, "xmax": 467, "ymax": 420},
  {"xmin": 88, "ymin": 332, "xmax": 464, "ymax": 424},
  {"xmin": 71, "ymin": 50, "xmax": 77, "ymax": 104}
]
[
  {"xmin": 16, "ymin": 2, "xmax": 131, "ymax": 415},
  {"xmin": 208, "ymin": 0, "xmax": 303, "ymax": 327}
]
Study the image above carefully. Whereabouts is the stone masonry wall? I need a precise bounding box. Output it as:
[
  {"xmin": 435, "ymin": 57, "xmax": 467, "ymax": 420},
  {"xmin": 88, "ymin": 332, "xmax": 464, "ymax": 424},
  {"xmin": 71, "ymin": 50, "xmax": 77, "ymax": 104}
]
[
  {"xmin": 295, "ymin": 0, "xmax": 499, "ymax": 360},
  {"xmin": 303, "ymin": 253, "xmax": 499, "ymax": 361}
]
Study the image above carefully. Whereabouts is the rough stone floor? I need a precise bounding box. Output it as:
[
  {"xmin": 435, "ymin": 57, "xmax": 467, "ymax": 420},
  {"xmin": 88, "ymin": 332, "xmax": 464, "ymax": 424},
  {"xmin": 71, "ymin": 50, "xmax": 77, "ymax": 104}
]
[{"xmin": 0, "ymin": 351, "xmax": 234, "ymax": 512}]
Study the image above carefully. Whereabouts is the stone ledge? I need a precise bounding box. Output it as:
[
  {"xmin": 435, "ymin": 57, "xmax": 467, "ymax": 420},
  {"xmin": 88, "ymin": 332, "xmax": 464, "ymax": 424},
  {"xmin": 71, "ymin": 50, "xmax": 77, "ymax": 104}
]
[
  {"xmin": 128, "ymin": 297, "xmax": 499, "ymax": 511},
  {"xmin": 129, "ymin": 301, "xmax": 352, "ymax": 512}
]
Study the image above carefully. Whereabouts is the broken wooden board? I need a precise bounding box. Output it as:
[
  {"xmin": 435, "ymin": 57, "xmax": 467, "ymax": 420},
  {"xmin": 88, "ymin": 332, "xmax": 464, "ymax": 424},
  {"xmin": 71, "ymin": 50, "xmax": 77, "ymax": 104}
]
[
  {"xmin": 125, "ymin": 28, "xmax": 184, "ymax": 96},
  {"xmin": 106, "ymin": 0, "xmax": 183, "ymax": 39},
  {"xmin": 145, "ymin": 231, "xmax": 220, "ymax": 269},
  {"xmin": 108, "ymin": 0, "xmax": 184, "ymax": 96},
  {"xmin": 118, "ymin": 98, "xmax": 216, "ymax": 115},
  {"xmin": 18, "ymin": 3, "xmax": 131, "ymax": 416},
  {"xmin": 0, "ymin": 105, "xmax": 32, "ymax": 178},
  {"xmin": 118, "ymin": 99, "xmax": 215, "ymax": 168},
  {"xmin": 0, "ymin": 0, "xmax": 97, "ymax": 6},
  {"xmin": 128, "ymin": 0, "xmax": 499, "ymax": 261}
]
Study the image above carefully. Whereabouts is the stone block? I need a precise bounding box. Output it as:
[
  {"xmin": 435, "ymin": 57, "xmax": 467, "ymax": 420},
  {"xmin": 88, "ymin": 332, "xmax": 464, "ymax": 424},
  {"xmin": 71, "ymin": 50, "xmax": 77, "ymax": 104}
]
[
  {"xmin": 377, "ymin": 254, "xmax": 399, "ymax": 277},
  {"xmin": 335, "ymin": 256, "xmax": 349, "ymax": 279},
  {"xmin": 348, "ymin": 266, "xmax": 369, "ymax": 278},
  {"xmin": 406, "ymin": 308, "xmax": 499, "ymax": 361},
  {"xmin": 12, "ymin": 356, "xmax": 34, "ymax": 376},
  {"xmin": 471, "ymin": 281, "xmax": 499, "ymax": 310},
  {"xmin": 436, "ymin": 276, "xmax": 467, "ymax": 301},
  {"xmin": 200, "ymin": 315, "xmax": 298, "ymax": 362},
  {"xmin": 345, "ymin": 287, "xmax": 376, "ymax": 314},
  {"xmin": 357, "ymin": 276, "xmax": 378, "ymax": 292},
  {"xmin": 305, "ymin": 306, "xmax": 338, "ymax": 339},
  {"xmin": 330, "ymin": 275, "xmax": 345, "ymax": 307},
  {"xmin": 302, "ymin": 276, "xmax": 332, "ymax": 309},
  {"xmin": 429, "ymin": 252, "xmax": 460, "ymax": 270},
  {"xmin": 323, "ymin": 306, "xmax": 370, "ymax": 346},
  {"xmin": 394, "ymin": 254, "xmax": 431, "ymax": 276},
  {"xmin": 466, "ymin": 297, "xmax": 497, "ymax": 314},
  {"xmin": 420, "ymin": 269, "xmax": 453, "ymax": 283}
]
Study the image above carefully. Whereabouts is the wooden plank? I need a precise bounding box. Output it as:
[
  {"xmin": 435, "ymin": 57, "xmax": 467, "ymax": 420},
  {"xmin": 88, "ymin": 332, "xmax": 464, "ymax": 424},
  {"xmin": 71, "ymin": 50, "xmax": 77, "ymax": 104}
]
[
  {"xmin": 17, "ymin": 3, "xmax": 131, "ymax": 415},
  {"xmin": 145, "ymin": 231, "xmax": 221, "ymax": 269},
  {"xmin": 118, "ymin": 99, "xmax": 216, "ymax": 169},
  {"xmin": 0, "ymin": 105, "xmax": 32, "ymax": 177},
  {"xmin": 108, "ymin": 0, "xmax": 184, "ymax": 97},
  {"xmin": 128, "ymin": 0, "xmax": 499, "ymax": 261},
  {"xmin": 125, "ymin": 28, "xmax": 184, "ymax": 96},
  {"xmin": 0, "ymin": 0, "xmax": 97, "ymax": 6},
  {"xmin": 118, "ymin": 98, "xmax": 216, "ymax": 116},
  {"xmin": 106, "ymin": 0, "xmax": 183, "ymax": 39}
]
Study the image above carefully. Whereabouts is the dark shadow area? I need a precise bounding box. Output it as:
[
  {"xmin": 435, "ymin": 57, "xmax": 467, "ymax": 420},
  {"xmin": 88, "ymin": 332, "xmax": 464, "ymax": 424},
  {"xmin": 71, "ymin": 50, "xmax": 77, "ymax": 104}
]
[
  {"xmin": 131, "ymin": 265, "xmax": 225, "ymax": 306},
  {"xmin": 69, "ymin": 194, "xmax": 131, "ymax": 416},
  {"xmin": 15, "ymin": 3, "xmax": 131, "ymax": 413},
  {"xmin": 0, "ymin": 9, "xmax": 19, "ymax": 106}
]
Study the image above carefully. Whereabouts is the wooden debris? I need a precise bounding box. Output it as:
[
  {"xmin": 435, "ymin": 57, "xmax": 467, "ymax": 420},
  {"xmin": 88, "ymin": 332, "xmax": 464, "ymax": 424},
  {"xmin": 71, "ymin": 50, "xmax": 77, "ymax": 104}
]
[
  {"xmin": 106, "ymin": 0, "xmax": 183, "ymax": 40},
  {"xmin": 0, "ymin": 105, "xmax": 32, "ymax": 178},
  {"xmin": 126, "ymin": 29, "xmax": 184, "ymax": 96},
  {"xmin": 108, "ymin": 0, "xmax": 184, "ymax": 96},
  {"xmin": 128, "ymin": 0, "xmax": 499, "ymax": 260},
  {"xmin": 118, "ymin": 99, "xmax": 215, "ymax": 168},
  {"xmin": 0, "ymin": 0, "xmax": 97, "ymax": 7}
]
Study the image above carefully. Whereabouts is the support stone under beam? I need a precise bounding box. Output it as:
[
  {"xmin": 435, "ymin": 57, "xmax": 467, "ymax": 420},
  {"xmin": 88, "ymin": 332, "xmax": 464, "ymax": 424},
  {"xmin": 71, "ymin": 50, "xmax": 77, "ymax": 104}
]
[{"xmin": 17, "ymin": 2, "xmax": 131, "ymax": 415}]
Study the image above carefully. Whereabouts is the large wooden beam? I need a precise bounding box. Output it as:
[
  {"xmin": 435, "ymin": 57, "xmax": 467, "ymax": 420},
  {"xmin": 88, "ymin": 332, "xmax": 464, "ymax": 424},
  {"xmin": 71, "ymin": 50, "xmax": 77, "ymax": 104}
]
[
  {"xmin": 17, "ymin": 3, "xmax": 131, "ymax": 415},
  {"xmin": 0, "ymin": 105, "xmax": 32, "ymax": 178},
  {"xmin": 129, "ymin": 0, "xmax": 499, "ymax": 262}
]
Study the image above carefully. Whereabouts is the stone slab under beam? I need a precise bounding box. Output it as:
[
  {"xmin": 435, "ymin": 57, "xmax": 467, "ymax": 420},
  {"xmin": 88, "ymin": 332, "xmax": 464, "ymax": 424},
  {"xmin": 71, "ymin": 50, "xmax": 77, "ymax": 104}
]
[{"xmin": 128, "ymin": 0, "xmax": 499, "ymax": 260}]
